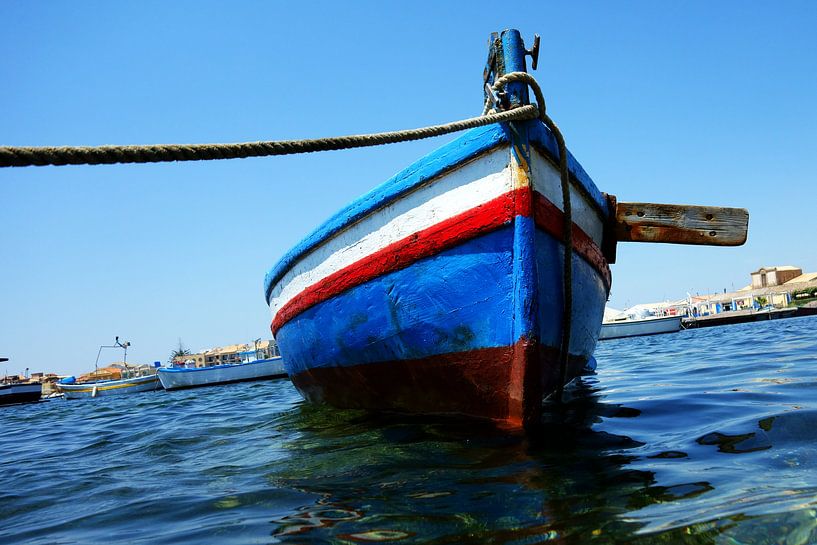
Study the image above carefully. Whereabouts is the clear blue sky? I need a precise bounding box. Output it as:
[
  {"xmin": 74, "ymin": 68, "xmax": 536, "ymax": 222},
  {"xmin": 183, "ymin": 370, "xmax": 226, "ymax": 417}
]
[{"xmin": 2, "ymin": 2, "xmax": 815, "ymax": 376}]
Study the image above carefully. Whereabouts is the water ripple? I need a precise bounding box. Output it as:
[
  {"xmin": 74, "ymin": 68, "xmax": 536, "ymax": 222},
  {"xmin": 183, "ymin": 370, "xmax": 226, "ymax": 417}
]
[{"xmin": 2, "ymin": 316, "xmax": 817, "ymax": 543}]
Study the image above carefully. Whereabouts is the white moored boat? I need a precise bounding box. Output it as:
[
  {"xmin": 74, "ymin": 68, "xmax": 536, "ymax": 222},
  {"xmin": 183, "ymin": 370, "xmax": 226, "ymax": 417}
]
[
  {"xmin": 158, "ymin": 357, "xmax": 286, "ymax": 391},
  {"xmin": 598, "ymin": 307, "xmax": 682, "ymax": 340}
]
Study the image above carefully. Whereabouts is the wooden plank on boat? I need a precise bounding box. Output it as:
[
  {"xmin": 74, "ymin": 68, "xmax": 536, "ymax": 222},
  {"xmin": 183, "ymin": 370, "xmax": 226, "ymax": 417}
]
[{"xmin": 614, "ymin": 202, "xmax": 749, "ymax": 246}]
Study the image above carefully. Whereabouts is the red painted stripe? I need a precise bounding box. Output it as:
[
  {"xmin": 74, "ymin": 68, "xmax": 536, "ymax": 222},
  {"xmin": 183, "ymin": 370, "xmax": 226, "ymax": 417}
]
[
  {"xmin": 271, "ymin": 189, "xmax": 521, "ymax": 334},
  {"xmin": 532, "ymin": 192, "xmax": 613, "ymax": 289},
  {"xmin": 272, "ymin": 188, "xmax": 611, "ymax": 334}
]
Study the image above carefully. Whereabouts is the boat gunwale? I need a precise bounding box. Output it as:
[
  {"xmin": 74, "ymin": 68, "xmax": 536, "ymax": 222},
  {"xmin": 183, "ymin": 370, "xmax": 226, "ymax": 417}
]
[{"xmin": 264, "ymin": 120, "xmax": 610, "ymax": 304}]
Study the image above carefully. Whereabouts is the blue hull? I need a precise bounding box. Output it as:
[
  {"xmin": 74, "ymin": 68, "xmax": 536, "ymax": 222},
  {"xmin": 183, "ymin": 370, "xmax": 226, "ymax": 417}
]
[
  {"xmin": 275, "ymin": 221, "xmax": 608, "ymax": 427},
  {"xmin": 266, "ymin": 121, "xmax": 613, "ymax": 428}
]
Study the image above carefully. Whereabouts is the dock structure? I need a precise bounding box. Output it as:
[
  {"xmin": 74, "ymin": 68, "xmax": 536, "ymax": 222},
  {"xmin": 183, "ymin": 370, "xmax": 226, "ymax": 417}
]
[{"xmin": 682, "ymin": 307, "xmax": 798, "ymax": 329}]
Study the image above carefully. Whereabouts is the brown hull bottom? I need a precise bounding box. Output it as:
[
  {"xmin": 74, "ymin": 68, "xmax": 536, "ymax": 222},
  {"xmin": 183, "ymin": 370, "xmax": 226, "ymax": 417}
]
[{"xmin": 289, "ymin": 338, "xmax": 588, "ymax": 430}]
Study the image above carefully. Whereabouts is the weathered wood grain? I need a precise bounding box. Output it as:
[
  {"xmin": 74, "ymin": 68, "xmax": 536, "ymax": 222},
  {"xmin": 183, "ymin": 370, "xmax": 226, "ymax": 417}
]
[{"xmin": 615, "ymin": 202, "xmax": 749, "ymax": 246}]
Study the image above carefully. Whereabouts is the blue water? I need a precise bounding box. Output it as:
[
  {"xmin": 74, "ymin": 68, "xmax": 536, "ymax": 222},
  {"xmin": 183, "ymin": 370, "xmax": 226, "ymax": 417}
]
[{"xmin": 2, "ymin": 316, "xmax": 817, "ymax": 544}]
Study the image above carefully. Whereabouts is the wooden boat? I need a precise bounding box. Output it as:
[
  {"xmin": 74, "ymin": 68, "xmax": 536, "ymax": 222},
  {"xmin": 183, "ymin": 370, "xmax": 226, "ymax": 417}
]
[
  {"xmin": 598, "ymin": 309, "xmax": 682, "ymax": 340},
  {"xmin": 0, "ymin": 382, "xmax": 42, "ymax": 406},
  {"xmin": 263, "ymin": 30, "xmax": 749, "ymax": 429},
  {"xmin": 57, "ymin": 373, "xmax": 160, "ymax": 399},
  {"xmin": 56, "ymin": 336, "xmax": 161, "ymax": 399},
  {"xmin": 157, "ymin": 356, "xmax": 286, "ymax": 390}
]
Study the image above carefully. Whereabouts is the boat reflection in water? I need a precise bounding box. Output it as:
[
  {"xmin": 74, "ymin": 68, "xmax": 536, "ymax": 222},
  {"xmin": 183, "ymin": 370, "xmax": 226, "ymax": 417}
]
[{"xmin": 265, "ymin": 379, "xmax": 717, "ymax": 544}]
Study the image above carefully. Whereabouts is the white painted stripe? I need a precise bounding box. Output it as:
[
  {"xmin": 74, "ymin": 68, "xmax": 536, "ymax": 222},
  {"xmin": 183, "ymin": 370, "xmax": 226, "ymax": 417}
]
[
  {"xmin": 270, "ymin": 145, "xmax": 607, "ymax": 320},
  {"xmin": 529, "ymin": 149, "xmax": 604, "ymax": 245},
  {"xmin": 269, "ymin": 147, "xmax": 513, "ymax": 317}
]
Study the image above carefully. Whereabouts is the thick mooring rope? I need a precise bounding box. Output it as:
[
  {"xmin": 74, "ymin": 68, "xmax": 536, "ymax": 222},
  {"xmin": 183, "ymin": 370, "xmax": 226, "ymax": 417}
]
[
  {"xmin": 0, "ymin": 107, "xmax": 538, "ymax": 168},
  {"xmin": 487, "ymin": 72, "xmax": 574, "ymax": 402}
]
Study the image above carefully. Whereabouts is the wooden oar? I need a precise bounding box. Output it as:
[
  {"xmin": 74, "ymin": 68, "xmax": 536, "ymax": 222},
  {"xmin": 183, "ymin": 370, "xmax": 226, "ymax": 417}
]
[{"xmin": 614, "ymin": 202, "xmax": 749, "ymax": 246}]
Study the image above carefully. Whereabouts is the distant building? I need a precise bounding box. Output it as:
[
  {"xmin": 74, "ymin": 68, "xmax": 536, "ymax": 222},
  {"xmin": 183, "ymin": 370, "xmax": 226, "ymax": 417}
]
[
  {"xmin": 173, "ymin": 340, "xmax": 280, "ymax": 368},
  {"xmin": 39, "ymin": 373, "xmax": 63, "ymax": 395},
  {"xmin": 751, "ymin": 266, "xmax": 802, "ymax": 289},
  {"xmin": 176, "ymin": 353, "xmax": 206, "ymax": 367},
  {"xmin": 681, "ymin": 265, "xmax": 817, "ymax": 318},
  {"xmin": 784, "ymin": 271, "xmax": 817, "ymax": 285},
  {"xmin": 204, "ymin": 344, "xmax": 246, "ymax": 367}
]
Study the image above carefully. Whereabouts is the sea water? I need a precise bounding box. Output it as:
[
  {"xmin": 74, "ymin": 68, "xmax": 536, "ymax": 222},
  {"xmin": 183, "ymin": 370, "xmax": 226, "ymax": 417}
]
[{"xmin": 2, "ymin": 316, "xmax": 817, "ymax": 544}]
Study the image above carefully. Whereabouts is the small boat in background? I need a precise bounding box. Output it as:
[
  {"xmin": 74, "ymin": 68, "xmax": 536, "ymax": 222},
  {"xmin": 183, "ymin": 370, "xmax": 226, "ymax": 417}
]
[
  {"xmin": 158, "ymin": 349, "xmax": 286, "ymax": 391},
  {"xmin": 0, "ymin": 357, "xmax": 42, "ymax": 406},
  {"xmin": 158, "ymin": 339, "xmax": 287, "ymax": 390},
  {"xmin": 57, "ymin": 373, "xmax": 160, "ymax": 399},
  {"xmin": 57, "ymin": 337, "xmax": 161, "ymax": 399},
  {"xmin": 599, "ymin": 307, "xmax": 682, "ymax": 340},
  {"xmin": 0, "ymin": 382, "xmax": 42, "ymax": 406}
]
